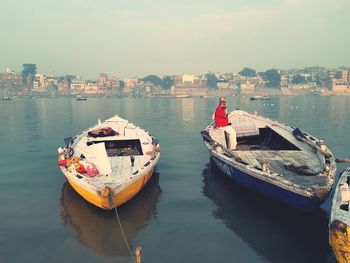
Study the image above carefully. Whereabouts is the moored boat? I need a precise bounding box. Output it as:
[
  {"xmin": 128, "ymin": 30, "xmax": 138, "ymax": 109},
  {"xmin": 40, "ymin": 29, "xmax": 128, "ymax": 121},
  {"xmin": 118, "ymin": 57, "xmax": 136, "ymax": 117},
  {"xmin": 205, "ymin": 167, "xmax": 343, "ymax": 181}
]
[
  {"xmin": 200, "ymin": 110, "xmax": 336, "ymax": 211},
  {"xmin": 329, "ymin": 168, "xmax": 350, "ymax": 263},
  {"xmin": 57, "ymin": 114, "xmax": 160, "ymax": 210},
  {"xmin": 250, "ymin": 95, "xmax": 271, "ymax": 100},
  {"xmin": 76, "ymin": 95, "xmax": 87, "ymax": 101}
]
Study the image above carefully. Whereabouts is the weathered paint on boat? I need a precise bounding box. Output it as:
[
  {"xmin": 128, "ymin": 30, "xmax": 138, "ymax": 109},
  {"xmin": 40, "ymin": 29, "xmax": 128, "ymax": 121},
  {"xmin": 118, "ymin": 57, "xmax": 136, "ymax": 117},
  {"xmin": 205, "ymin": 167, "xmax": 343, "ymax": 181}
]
[
  {"xmin": 66, "ymin": 167, "xmax": 155, "ymax": 209},
  {"xmin": 58, "ymin": 114, "xmax": 160, "ymax": 210},
  {"xmin": 212, "ymin": 155, "xmax": 319, "ymax": 211},
  {"xmin": 201, "ymin": 110, "xmax": 336, "ymax": 212},
  {"xmin": 329, "ymin": 220, "xmax": 350, "ymax": 263},
  {"xmin": 329, "ymin": 168, "xmax": 350, "ymax": 262}
]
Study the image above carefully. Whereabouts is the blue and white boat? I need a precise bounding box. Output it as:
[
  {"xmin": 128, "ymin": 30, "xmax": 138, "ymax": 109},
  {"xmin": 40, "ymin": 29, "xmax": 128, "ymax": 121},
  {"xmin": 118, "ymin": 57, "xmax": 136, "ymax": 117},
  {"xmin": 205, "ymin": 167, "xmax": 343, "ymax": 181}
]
[{"xmin": 200, "ymin": 110, "xmax": 336, "ymax": 211}]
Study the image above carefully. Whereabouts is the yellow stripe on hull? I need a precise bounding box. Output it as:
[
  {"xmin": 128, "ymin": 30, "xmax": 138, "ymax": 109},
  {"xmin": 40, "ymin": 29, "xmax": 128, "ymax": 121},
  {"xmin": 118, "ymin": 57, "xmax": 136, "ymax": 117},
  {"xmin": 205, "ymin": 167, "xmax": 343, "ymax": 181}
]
[
  {"xmin": 330, "ymin": 220, "xmax": 350, "ymax": 263},
  {"xmin": 66, "ymin": 168, "xmax": 155, "ymax": 210}
]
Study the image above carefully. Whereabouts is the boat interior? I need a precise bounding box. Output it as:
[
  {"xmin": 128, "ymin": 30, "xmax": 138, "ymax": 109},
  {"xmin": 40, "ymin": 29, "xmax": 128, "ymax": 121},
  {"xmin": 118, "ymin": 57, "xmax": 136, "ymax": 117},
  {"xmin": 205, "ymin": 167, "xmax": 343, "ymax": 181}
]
[
  {"xmin": 68, "ymin": 119, "xmax": 157, "ymax": 185},
  {"xmin": 88, "ymin": 139, "xmax": 144, "ymax": 157},
  {"xmin": 236, "ymin": 126, "xmax": 301, "ymax": 151},
  {"xmin": 205, "ymin": 113, "xmax": 330, "ymax": 185}
]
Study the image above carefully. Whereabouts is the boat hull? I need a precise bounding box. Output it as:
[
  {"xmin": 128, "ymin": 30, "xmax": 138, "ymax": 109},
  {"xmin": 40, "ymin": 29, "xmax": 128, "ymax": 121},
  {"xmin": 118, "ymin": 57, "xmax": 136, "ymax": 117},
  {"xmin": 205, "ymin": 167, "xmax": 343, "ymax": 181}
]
[
  {"xmin": 66, "ymin": 167, "xmax": 156, "ymax": 210},
  {"xmin": 211, "ymin": 155, "xmax": 320, "ymax": 211},
  {"xmin": 329, "ymin": 220, "xmax": 350, "ymax": 263}
]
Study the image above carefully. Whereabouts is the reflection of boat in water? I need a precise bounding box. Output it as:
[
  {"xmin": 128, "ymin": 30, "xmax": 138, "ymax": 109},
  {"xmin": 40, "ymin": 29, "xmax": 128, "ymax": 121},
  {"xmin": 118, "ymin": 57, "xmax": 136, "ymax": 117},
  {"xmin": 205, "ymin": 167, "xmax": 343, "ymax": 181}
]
[
  {"xmin": 329, "ymin": 168, "xmax": 350, "ymax": 263},
  {"xmin": 200, "ymin": 110, "xmax": 336, "ymax": 211},
  {"xmin": 202, "ymin": 161, "xmax": 330, "ymax": 263},
  {"xmin": 60, "ymin": 173, "xmax": 161, "ymax": 257}
]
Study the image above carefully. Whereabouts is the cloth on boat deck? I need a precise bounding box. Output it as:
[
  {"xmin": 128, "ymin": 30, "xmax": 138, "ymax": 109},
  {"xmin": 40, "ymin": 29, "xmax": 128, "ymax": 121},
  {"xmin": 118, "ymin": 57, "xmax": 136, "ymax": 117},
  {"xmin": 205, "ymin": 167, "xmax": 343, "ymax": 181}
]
[
  {"xmin": 57, "ymin": 157, "xmax": 98, "ymax": 177},
  {"xmin": 218, "ymin": 126, "xmax": 237, "ymax": 150},
  {"xmin": 88, "ymin": 127, "xmax": 119, "ymax": 138},
  {"xmin": 78, "ymin": 143, "xmax": 112, "ymax": 174}
]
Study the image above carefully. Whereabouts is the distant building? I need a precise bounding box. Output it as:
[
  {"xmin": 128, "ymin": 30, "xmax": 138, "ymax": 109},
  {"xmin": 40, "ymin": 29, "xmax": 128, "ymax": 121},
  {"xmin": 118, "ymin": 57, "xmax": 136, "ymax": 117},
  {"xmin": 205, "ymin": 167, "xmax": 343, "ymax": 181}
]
[
  {"xmin": 332, "ymin": 70, "xmax": 350, "ymax": 94},
  {"xmin": 171, "ymin": 83, "xmax": 207, "ymax": 97},
  {"xmin": 182, "ymin": 74, "xmax": 195, "ymax": 84},
  {"xmin": 240, "ymin": 80, "xmax": 255, "ymax": 94},
  {"xmin": 97, "ymin": 73, "xmax": 108, "ymax": 87},
  {"xmin": 181, "ymin": 74, "xmax": 201, "ymax": 84},
  {"xmin": 58, "ymin": 80, "xmax": 69, "ymax": 92},
  {"xmin": 123, "ymin": 77, "xmax": 139, "ymax": 93},
  {"xmin": 0, "ymin": 69, "xmax": 22, "ymax": 91},
  {"xmin": 85, "ymin": 83, "xmax": 99, "ymax": 94},
  {"xmin": 288, "ymin": 82, "xmax": 316, "ymax": 90},
  {"xmin": 217, "ymin": 80, "xmax": 229, "ymax": 89},
  {"xmin": 32, "ymin": 73, "xmax": 46, "ymax": 92},
  {"xmin": 70, "ymin": 77, "xmax": 85, "ymax": 93}
]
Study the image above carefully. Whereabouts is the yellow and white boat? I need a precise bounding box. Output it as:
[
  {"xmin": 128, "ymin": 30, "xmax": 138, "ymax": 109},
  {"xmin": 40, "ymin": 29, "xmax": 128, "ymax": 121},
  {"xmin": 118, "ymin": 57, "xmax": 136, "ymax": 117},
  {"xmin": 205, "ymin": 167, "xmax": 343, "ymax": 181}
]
[
  {"xmin": 330, "ymin": 167, "xmax": 350, "ymax": 263},
  {"xmin": 57, "ymin": 115, "xmax": 160, "ymax": 210}
]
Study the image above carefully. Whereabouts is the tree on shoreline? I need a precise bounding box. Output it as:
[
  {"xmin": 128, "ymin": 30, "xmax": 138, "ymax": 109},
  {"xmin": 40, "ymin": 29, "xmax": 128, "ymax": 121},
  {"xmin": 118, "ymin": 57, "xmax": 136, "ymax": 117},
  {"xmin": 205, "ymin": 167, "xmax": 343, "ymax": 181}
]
[
  {"xmin": 239, "ymin": 67, "xmax": 256, "ymax": 77},
  {"xmin": 261, "ymin": 69, "xmax": 281, "ymax": 88},
  {"xmin": 161, "ymin": 76, "xmax": 174, "ymax": 89},
  {"xmin": 291, "ymin": 74, "xmax": 307, "ymax": 84},
  {"xmin": 206, "ymin": 73, "xmax": 218, "ymax": 88},
  {"xmin": 142, "ymin": 75, "xmax": 162, "ymax": 87}
]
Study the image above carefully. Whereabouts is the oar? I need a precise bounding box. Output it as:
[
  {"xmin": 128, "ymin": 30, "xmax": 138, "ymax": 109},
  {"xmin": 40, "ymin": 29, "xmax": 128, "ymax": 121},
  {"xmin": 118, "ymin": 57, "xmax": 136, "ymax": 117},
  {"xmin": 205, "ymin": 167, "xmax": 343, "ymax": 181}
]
[{"xmin": 335, "ymin": 158, "xmax": 350, "ymax": 164}]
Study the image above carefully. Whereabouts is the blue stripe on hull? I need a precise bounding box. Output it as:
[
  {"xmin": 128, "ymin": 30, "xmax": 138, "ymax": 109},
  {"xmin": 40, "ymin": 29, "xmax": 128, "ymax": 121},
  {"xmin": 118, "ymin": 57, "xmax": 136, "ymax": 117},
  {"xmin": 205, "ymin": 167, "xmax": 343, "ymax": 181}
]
[{"xmin": 212, "ymin": 156, "xmax": 319, "ymax": 212}]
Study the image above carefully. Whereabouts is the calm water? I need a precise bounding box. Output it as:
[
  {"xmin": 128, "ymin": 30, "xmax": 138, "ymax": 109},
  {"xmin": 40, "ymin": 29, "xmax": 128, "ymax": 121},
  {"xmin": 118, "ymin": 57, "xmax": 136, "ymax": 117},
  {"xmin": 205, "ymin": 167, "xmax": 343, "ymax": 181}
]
[{"xmin": 1, "ymin": 96, "xmax": 350, "ymax": 263}]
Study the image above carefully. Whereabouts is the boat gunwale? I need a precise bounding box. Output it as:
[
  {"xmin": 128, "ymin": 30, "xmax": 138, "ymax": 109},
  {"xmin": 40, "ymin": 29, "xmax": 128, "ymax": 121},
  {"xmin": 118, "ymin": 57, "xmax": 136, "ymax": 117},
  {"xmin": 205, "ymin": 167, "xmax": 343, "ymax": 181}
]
[
  {"xmin": 58, "ymin": 115, "xmax": 160, "ymax": 196},
  {"xmin": 202, "ymin": 110, "xmax": 336, "ymax": 200}
]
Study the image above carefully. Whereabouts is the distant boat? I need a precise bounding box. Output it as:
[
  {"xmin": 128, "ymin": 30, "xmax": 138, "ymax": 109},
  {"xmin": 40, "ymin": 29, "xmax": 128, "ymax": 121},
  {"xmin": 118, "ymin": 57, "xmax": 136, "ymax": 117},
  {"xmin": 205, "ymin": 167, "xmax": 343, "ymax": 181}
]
[
  {"xmin": 250, "ymin": 95, "xmax": 271, "ymax": 100},
  {"xmin": 329, "ymin": 168, "xmax": 350, "ymax": 263},
  {"xmin": 76, "ymin": 95, "xmax": 87, "ymax": 101},
  {"xmin": 57, "ymin": 114, "xmax": 160, "ymax": 210},
  {"xmin": 200, "ymin": 110, "xmax": 336, "ymax": 211},
  {"xmin": 174, "ymin": 94, "xmax": 190, "ymax": 98},
  {"xmin": 1, "ymin": 96, "xmax": 12, "ymax": 101}
]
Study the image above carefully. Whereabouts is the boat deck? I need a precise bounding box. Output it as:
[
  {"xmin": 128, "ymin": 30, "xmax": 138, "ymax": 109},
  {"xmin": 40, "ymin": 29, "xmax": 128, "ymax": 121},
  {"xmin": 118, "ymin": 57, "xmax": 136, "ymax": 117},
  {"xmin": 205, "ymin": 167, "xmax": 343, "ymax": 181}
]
[{"xmin": 209, "ymin": 111, "xmax": 329, "ymax": 188}]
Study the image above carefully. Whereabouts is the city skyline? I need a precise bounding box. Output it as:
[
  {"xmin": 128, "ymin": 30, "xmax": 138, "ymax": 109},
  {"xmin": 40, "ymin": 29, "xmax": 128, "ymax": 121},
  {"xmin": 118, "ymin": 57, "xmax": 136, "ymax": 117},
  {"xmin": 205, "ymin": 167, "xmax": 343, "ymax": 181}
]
[{"xmin": 1, "ymin": 0, "xmax": 349, "ymax": 78}]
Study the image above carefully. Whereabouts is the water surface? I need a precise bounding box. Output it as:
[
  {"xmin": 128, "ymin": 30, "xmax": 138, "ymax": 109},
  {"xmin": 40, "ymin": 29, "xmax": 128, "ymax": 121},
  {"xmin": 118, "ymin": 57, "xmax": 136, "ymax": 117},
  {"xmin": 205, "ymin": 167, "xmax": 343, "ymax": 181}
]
[{"xmin": 1, "ymin": 96, "xmax": 349, "ymax": 262}]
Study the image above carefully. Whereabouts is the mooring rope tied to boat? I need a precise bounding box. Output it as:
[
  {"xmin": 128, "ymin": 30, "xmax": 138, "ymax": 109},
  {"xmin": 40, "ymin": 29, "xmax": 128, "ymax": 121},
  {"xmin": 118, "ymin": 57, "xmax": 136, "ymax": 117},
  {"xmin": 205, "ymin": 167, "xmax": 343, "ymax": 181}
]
[{"xmin": 114, "ymin": 205, "xmax": 137, "ymax": 263}]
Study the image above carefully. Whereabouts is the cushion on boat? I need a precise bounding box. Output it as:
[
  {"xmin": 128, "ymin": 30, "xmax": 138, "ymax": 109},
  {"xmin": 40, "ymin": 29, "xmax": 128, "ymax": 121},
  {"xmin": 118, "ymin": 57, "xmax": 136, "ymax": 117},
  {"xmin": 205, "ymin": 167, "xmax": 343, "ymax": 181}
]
[
  {"xmin": 340, "ymin": 183, "xmax": 350, "ymax": 202},
  {"xmin": 208, "ymin": 127, "xmax": 227, "ymax": 146},
  {"xmin": 231, "ymin": 121, "xmax": 259, "ymax": 138}
]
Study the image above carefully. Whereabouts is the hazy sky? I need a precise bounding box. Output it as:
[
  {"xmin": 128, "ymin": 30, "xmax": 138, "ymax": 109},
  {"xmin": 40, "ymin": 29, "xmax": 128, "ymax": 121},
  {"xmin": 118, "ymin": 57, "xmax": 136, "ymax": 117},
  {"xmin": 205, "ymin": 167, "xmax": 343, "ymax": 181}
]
[{"xmin": 0, "ymin": 0, "xmax": 349, "ymax": 78}]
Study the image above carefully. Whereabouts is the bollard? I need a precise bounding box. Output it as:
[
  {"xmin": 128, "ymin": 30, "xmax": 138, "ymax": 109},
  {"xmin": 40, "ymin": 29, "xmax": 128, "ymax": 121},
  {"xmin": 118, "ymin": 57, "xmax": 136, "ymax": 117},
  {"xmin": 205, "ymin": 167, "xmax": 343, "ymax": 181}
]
[{"xmin": 135, "ymin": 247, "xmax": 142, "ymax": 263}]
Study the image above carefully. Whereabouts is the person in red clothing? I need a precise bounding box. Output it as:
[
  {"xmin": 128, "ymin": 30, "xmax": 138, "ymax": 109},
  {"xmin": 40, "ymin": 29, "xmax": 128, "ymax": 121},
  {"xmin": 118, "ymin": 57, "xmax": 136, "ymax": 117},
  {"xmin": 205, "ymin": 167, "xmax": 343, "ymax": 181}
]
[{"xmin": 214, "ymin": 97, "xmax": 237, "ymax": 150}]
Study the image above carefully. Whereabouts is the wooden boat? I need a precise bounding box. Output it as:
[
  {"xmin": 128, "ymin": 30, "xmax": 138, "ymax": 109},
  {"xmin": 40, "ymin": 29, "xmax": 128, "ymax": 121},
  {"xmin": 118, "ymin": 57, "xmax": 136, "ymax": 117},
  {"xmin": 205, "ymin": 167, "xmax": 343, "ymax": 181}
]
[
  {"xmin": 200, "ymin": 110, "xmax": 336, "ymax": 211},
  {"xmin": 76, "ymin": 95, "xmax": 87, "ymax": 101},
  {"xmin": 58, "ymin": 114, "xmax": 160, "ymax": 210},
  {"xmin": 329, "ymin": 168, "xmax": 350, "ymax": 263},
  {"xmin": 250, "ymin": 95, "xmax": 271, "ymax": 100}
]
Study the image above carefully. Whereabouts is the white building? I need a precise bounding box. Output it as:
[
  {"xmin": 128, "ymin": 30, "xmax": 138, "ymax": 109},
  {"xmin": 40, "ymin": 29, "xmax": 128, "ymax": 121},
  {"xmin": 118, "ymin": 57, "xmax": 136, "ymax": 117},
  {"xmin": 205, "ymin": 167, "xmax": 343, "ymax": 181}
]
[
  {"xmin": 182, "ymin": 74, "xmax": 195, "ymax": 84},
  {"xmin": 32, "ymin": 73, "xmax": 46, "ymax": 92}
]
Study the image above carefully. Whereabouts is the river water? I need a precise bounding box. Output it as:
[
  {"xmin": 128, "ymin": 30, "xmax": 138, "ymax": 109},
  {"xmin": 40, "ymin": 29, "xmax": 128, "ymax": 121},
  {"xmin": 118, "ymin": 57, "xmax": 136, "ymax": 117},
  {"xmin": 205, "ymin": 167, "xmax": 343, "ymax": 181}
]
[{"xmin": 0, "ymin": 96, "xmax": 349, "ymax": 263}]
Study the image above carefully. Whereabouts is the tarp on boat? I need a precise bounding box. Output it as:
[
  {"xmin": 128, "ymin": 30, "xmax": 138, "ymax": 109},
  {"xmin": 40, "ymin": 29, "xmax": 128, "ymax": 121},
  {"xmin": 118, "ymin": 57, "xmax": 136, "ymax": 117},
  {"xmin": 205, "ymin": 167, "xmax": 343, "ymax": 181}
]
[{"xmin": 78, "ymin": 143, "xmax": 112, "ymax": 175}]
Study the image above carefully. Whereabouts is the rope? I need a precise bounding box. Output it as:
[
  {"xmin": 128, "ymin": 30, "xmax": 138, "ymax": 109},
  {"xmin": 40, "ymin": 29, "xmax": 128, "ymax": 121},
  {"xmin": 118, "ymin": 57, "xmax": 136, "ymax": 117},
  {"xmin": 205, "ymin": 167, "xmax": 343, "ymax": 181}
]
[{"xmin": 114, "ymin": 205, "xmax": 137, "ymax": 263}]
